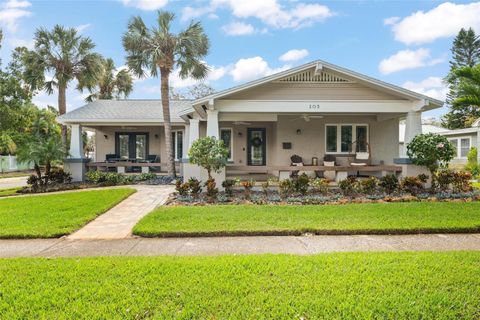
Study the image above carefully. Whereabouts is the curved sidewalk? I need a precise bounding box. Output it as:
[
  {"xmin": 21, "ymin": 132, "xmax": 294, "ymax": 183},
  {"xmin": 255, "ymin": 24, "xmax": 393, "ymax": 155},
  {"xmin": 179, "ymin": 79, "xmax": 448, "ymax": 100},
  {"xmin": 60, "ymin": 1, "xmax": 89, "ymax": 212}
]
[{"xmin": 1, "ymin": 233, "xmax": 480, "ymax": 258}]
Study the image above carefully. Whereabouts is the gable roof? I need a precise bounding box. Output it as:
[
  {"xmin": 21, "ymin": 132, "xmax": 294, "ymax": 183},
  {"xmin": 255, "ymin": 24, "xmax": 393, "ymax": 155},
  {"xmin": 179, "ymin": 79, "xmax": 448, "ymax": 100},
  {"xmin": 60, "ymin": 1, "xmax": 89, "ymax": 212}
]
[
  {"xmin": 193, "ymin": 60, "xmax": 444, "ymax": 109},
  {"xmin": 57, "ymin": 99, "xmax": 193, "ymax": 124}
]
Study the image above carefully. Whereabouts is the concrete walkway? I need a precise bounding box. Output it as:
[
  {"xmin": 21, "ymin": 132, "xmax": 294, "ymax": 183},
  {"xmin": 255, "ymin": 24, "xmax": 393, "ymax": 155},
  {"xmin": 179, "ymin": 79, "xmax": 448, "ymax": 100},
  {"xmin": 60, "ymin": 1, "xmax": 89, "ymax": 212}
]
[
  {"xmin": 1, "ymin": 234, "xmax": 480, "ymax": 258},
  {"xmin": 67, "ymin": 185, "xmax": 174, "ymax": 240}
]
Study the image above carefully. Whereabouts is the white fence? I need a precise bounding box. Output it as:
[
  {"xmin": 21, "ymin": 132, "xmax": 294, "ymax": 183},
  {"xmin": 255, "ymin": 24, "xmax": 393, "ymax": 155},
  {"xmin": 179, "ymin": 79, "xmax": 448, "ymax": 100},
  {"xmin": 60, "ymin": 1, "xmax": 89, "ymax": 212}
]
[{"xmin": 0, "ymin": 155, "xmax": 33, "ymax": 173}]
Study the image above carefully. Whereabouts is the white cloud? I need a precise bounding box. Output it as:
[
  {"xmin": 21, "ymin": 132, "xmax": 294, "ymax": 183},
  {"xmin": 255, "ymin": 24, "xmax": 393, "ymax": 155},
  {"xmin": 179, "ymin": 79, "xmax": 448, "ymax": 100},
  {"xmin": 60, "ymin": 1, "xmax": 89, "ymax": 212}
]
[
  {"xmin": 8, "ymin": 37, "xmax": 34, "ymax": 49},
  {"xmin": 279, "ymin": 49, "xmax": 309, "ymax": 62},
  {"xmin": 230, "ymin": 56, "xmax": 290, "ymax": 82},
  {"xmin": 121, "ymin": 0, "xmax": 168, "ymax": 11},
  {"xmin": 386, "ymin": 2, "xmax": 480, "ymax": 45},
  {"xmin": 221, "ymin": 22, "xmax": 266, "ymax": 36},
  {"xmin": 402, "ymin": 76, "xmax": 447, "ymax": 101},
  {"xmin": 379, "ymin": 48, "xmax": 444, "ymax": 74},
  {"xmin": 383, "ymin": 16, "xmax": 400, "ymax": 26},
  {"xmin": 188, "ymin": 0, "xmax": 333, "ymax": 29},
  {"xmin": 207, "ymin": 65, "xmax": 227, "ymax": 81},
  {"xmin": 0, "ymin": 0, "xmax": 32, "ymax": 32},
  {"xmin": 168, "ymin": 64, "xmax": 228, "ymax": 88},
  {"xmin": 75, "ymin": 23, "xmax": 91, "ymax": 33}
]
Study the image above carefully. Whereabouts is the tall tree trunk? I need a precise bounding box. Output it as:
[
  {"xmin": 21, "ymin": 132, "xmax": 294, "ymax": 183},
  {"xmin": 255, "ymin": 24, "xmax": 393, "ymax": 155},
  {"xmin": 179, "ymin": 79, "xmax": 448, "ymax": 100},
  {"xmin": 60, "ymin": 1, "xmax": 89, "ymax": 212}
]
[
  {"xmin": 58, "ymin": 84, "xmax": 68, "ymax": 147},
  {"xmin": 160, "ymin": 69, "xmax": 176, "ymax": 178}
]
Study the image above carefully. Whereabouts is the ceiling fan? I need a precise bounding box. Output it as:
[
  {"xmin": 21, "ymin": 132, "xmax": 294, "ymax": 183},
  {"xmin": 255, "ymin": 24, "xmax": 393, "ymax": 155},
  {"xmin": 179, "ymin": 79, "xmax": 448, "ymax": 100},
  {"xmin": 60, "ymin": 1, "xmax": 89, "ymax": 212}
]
[{"xmin": 290, "ymin": 114, "xmax": 324, "ymax": 122}]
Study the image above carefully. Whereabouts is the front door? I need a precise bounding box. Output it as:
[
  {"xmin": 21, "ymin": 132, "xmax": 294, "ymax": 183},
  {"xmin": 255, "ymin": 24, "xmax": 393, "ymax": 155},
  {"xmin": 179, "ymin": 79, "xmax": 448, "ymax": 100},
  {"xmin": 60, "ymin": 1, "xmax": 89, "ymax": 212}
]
[
  {"xmin": 115, "ymin": 132, "xmax": 149, "ymax": 160},
  {"xmin": 247, "ymin": 128, "xmax": 266, "ymax": 166}
]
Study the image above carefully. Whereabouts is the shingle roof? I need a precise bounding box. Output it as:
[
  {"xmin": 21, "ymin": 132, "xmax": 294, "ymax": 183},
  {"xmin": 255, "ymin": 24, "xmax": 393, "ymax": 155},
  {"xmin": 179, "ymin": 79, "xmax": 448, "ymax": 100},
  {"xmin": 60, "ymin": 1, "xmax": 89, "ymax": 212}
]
[{"xmin": 57, "ymin": 99, "xmax": 192, "ymax": 124}]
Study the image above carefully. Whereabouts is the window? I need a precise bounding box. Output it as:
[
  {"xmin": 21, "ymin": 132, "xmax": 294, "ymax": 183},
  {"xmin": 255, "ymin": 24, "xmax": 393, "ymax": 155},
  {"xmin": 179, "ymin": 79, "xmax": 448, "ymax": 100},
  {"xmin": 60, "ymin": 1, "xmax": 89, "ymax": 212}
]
[
  {"xmin": 448, "ymin": 137, "xmax": 471, "ymax": 159},
  {"xmin": 220, "ymin": 128, "xmax": 233, "ymax": 160},
  {"xmin": 115, "ymin": 132, "xmax": 149, "ymax": 160},
  {"xmin": 171, "ymin": 130, "xmax": 184, "ymax": 160},
  {"xmin": 325, "ymin": 124, "xmax": 369, "ymax": 154}
]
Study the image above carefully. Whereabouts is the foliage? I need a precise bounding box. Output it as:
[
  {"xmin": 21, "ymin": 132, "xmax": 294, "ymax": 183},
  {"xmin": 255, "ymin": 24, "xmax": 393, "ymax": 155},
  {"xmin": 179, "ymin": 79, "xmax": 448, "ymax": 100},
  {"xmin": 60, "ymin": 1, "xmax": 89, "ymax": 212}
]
[
  {"xmin": 379, "ymin": 174, "xmax": 399, "ymax": 194},
  {"xmin": 85, "ymin": 171, "xmax": 124, "ymax": 185},
  {"xmin": 222, "ymin": 179, "xmax": 237, "ymax": 197},
  {"xmin": 16, "ymin": 108, "xmax": 66, "ymax": 189},
  {"xmin": 443, "ymin": 27, "xmax": 480, "ymax": 129},
  {"xmin": 188, "ymin": 137, "xmax": 229, "ymax": 180},
  {"xmin": 85, "ymin": 58, "xmax": 133, "ymax": 102},
  {"xmin": 123, "ymin": 11, "xmax": 210, "ymax": 177},
  {"xmin": 400, "ymin": 176, "xmax": 426, "ymax": 196},
  {"xmin": 204, "ymin": 178, "xmax": 218, "ymax": 202},
  {"xmin": 175, "ymin": 179, "xmax": 189, "ymax": 196},
  {"xmin": 358, "ymin": 176, "xmax": 378, "ymax": 194},
  {"xmin": 188, "ymin": 177, "xmax": 201, "ymax": 198},
  {"xmin": 278, "ymin": 179, "xmax": 295, "ymax": 199},
  {"xmin": 187, "ymin": 83, "xmax": 215, "ymax": 99},
  {"xmin": 436, "ymin": 169, "xmax": 454, "ymax": 191},
  {"xmin": 451, "ymin": 171, "xmax": 473, "ymax": 193},
  {"xmin": 0, "ymin": 188, "xmax": 134, "ymax": 238},
  {"xmin": 309, "ymin": 178, "xmax": 329, "ymax": 195},
  {"xmin": 406, "ymin": 133, "xmax": 455, "ymax": 186},
  {"xmin": 21, "ymin": 25, "xmax": 103, "ymax": 144},
  {"xmin": 137, "ymin": 172, "xmax": 156, "ymax": 181},
  {"xmin": 293, "ymin": 173, "xmax": 310, "ymax": 195},
  {"xmin": 338, "ymin": 176, "xmax": 357, "ymax": 196},
  {"xmin": 260, "ymin": 177, "xmax": 276, "ymax": 198},
  {"xmin": 240, "ymin": 179, "xmax": 254, "ymax": 200},
  {"xmin": 465, "ymin": 147, "xmax": 479, "ymax": 177},
  {"xmin": 134, "ymin": 202, "xmax": 480, "ymax": 237}
]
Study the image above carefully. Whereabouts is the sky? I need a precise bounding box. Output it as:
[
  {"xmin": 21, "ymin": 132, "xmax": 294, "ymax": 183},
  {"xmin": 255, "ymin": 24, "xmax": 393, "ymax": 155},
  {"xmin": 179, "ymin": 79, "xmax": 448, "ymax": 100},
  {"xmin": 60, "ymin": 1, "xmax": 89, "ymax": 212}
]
[{"xmin": 1, "ymin": 0, "xmax": 480, "ymax": 119}]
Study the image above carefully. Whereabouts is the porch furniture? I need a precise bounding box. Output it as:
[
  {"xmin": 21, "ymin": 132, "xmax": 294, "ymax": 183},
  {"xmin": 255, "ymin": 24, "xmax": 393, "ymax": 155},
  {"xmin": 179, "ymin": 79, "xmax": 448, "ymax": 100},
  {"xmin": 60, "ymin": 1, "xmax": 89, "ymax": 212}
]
[
  {"xmin": 286, "ymin": 155, "xmax": 316, "ymax": 179},
  {"xmin": 348, "ymin": 141, "xmax": 372, "ymax": 177},
  {"xmin": 323, "ymin": 155, "xmax": 336, "ymax": 181},
  {"xmin": 105, "ymin": 154, "xmax": 120, "ymax": 172},
  {"xmin": 86, "ymin": 161, "xmax": 176, "ymax": 174}
]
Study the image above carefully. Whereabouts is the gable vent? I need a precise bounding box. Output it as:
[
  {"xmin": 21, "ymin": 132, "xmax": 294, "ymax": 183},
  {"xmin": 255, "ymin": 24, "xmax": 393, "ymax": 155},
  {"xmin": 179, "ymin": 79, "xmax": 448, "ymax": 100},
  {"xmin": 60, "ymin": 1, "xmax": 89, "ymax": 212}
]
[{"xmin": 274, "ymin": 70, "xmax": 353, "ymax": 83}]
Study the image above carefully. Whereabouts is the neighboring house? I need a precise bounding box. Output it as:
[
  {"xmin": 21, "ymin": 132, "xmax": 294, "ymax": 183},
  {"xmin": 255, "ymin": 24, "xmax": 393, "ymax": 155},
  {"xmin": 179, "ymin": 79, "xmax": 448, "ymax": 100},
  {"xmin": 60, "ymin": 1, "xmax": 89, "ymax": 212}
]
[
  {"xmin": 58, "ymin": 60, "xmax": 443, "ymax": 183},
  {"xmin": 399, "ymin": 119, "xmax": 480, "ymax": 166}
]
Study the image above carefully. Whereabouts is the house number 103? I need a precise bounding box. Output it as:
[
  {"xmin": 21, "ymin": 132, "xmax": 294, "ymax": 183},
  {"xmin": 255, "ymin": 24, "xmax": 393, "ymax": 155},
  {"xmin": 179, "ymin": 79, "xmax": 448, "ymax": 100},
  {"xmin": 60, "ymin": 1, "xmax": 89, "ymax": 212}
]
[{"xmin": 309, "ymin": 104, "xmax": 321, "ymax": 109}]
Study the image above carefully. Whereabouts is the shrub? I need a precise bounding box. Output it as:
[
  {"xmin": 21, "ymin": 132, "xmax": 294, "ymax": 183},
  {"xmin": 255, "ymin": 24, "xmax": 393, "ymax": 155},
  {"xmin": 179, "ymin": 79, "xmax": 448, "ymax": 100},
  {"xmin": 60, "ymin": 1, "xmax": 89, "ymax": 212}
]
[
  {"xmin": 204, "ymin": 178, "xmax": 218, "ymax": 202},
  {"xmin": 188, "ymin": 137, "xmax": 229, "ymax": 180},
  {"xmin": 104, "ymin": 172, "xmax": 124, "ymax": 185},
  {"xmin": 188, "ymin": 177, "xmax": 201, "ymax": 198},
  {"xmin": 359, "ymin": 176, "xmax": 378, "ymax": 194},
  {"xmin": 465, "ymin": 147, "xmax": 480, "ymax": 177},
  {"xmin": 46, "ymin": 168, "xmax": 72, "ymax": 184},
  {"xmin": 338, "ymin": 176, "xmax": 357, "ymax": 196},
  {"xmin": 175, "ymin": 179, "xmax": 190, "ymax": 196},
  {"xmin": 222, "ymin": 179, "xmax": 237, "ymax": 197},
  {"xmin": 86, "ymin": 170, "xmax": 105, "ymax": 184},
  {"xmin": 436, "ymin": 169, "xmax": 454, "ymax": 191},
  {"xmin": 400, "ymin": 176, "xmax": 425, "ymax": 195},
  {"xmin": 452, "ymin": 171, "xmax": 472, "ymax": 193},
  {"xmin": 406, "ymin": 133, "xmax": 455, "ymax": 189},
  {"xmin": 278, "ymin": 179, "xmax": 295, "ymax": 199},
  {"xmin": 261, "ymin": 178, "xmax": 277, "ymax": 198},
  {"xmin": 379, "ymin": 174, "xmax": 399, "ymax": 194},
  {"xmin": 294, "ymin": 173, "xmax": 310, "ymax": 195},
  {"xmin": 137, "ymin": 172, "xmax": 156, "ymax": 181},
  {"xmin": 309, "ymin": 178, "xmax": 329, "ymax": 195},
  {"xmin": 240, "ymin": 179, "xmax": 255, "ymax": 200}
]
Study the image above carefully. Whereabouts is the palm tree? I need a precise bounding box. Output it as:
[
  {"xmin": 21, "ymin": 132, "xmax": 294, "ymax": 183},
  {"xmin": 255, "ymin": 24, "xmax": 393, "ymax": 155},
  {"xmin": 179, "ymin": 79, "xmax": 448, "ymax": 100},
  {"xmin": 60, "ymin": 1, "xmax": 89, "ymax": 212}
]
[
  {"xmin": 22, "ymin": 25, "xmax": 103, "ymax": 146},
  {"xmin": 86, "ymin": 58, "xmax": 133, "ymax": 102},
  {"xmin": 452, "ymin": 64, "xmax": 480, "ymax": 126},
  {"xmin": 123, "ymin": 11, "xmax": 210, "ymax": 177}
]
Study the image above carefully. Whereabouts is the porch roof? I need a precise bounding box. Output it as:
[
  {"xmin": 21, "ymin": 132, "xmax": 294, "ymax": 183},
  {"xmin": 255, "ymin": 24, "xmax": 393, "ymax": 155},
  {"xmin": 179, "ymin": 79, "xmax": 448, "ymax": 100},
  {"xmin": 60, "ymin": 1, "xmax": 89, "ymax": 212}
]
[{"xmin": 57, "ymin": 99, "xmax": 193, "ymax": 125}]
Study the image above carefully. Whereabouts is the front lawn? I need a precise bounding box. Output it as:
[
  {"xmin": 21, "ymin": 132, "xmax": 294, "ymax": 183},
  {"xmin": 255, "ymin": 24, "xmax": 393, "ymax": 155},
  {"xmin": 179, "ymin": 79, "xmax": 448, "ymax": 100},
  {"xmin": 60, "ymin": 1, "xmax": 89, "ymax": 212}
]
[
  {"xmin": 0, "ymin": 252, "xmax": 479, "ymax": 319},
  {"xmin": 134, "ymin": 202, "xmax": 480, "ymax": 237},
  {"xmin": 0, "ymin": 187, "xmax": 22, "ymax": 197},
  {"xmin": 0, "ymin": 188, "xmax": 135, "ymax": 238}
]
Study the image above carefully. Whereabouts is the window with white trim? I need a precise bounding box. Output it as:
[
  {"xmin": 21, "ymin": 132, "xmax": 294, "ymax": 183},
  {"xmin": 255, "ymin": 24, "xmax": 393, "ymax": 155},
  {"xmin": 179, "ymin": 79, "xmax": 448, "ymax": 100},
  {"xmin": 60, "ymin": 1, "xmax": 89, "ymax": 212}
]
[
  {"xmin": 448, "ymin": 137, "xmax": 471, "ymax": 159},
  {"xmin": 325, "ymin": 124, "xmax": 369, "ymax": 154},
  {"xmin": 171, "ymin": 130, "xmax": 184, "ymax": 160},
  {"xmin": 220, "ymin": 128, "xmax": 233, "ymax": 160}
]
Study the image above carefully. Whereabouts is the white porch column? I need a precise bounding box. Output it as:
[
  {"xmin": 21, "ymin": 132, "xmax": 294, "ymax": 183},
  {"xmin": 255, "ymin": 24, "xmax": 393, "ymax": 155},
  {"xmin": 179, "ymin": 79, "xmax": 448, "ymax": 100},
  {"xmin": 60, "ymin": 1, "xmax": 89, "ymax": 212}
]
[
  {"xmin": 404, "ymin": 111, "xmax": 422, "ymax": 153},
  {"xmin": 69, "ymin": 124, "xmax": 84, "ymax": 159},
  {"xmin": 188, "ymin": 119, "xmax": 200, "ymax": 150},
  {"xmin": 206, "ymin": 110, "xmax": 219, "ymax": 138}
]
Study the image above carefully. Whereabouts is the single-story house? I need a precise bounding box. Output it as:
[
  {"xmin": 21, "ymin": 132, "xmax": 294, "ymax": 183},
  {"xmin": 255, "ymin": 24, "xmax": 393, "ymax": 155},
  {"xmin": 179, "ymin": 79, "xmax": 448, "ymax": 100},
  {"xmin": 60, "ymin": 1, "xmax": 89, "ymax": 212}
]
[
  {"xmin": 57, "ymin": 60, "xmax": 444, "ymax": 184},
  {"xmin": 399, "ymin": 119, "xmax": 480, "ymax": 166}
]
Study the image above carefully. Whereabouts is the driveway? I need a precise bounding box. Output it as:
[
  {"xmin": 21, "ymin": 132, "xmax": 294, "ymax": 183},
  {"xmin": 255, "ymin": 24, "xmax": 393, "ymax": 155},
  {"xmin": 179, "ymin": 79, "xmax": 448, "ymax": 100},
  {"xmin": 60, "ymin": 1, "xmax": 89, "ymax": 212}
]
[{"xmin": 0, "ymin": 176, "xmax": 28, "ymax": 189}]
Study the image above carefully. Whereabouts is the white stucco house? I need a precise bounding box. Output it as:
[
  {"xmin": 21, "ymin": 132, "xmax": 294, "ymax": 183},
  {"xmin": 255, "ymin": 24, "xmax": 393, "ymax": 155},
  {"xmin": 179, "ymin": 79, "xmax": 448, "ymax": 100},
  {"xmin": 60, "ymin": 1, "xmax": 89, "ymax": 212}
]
[
  {"xmin": 399, "ymin": 119, "xmax": 480, "ymax": 166},
  {"xmin": 57, "ymin": 60, "xmax": 444, "ymax": 184}
]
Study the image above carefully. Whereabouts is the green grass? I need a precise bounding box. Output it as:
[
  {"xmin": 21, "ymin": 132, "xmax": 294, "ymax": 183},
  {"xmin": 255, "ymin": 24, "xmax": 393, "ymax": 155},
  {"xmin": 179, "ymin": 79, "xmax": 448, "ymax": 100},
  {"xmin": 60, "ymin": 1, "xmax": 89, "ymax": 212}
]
[
  {"xmin": 0, "ymin": 252, "xmax": 479, "ymax": 319},
  {"xmin": 0, "ymin": 188, "xmax": 135, "ymax": 238},
  {"xmin": 134, "ymin": 202, "xmax": 480, "ymax": 237},
  {"xmin": 0, "ymin": 187, "xmax": 22, "ymax": 197}
]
